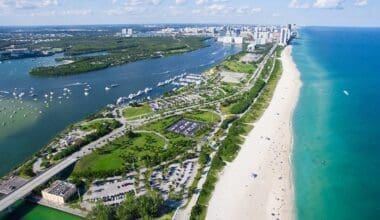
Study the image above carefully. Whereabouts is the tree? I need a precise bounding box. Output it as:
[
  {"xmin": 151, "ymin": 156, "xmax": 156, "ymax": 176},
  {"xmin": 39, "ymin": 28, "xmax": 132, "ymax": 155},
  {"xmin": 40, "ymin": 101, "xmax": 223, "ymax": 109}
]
[
  {"xmin": 116, "ymin": 193, "xmax": 139, "ymax": 220},
  {"xmin": 86, "ymin": 202, "xmax": 114, "ymax": 220},
  {"xmin": 136, "ymin": 191, "xmax": 164, "ymax": 218}
]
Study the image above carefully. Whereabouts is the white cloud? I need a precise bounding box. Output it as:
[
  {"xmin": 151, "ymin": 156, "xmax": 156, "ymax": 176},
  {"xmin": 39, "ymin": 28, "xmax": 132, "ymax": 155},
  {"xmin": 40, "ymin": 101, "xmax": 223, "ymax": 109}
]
[
  {"xmin": 289, "ymin": 0, "xmax": 349, "ymax": 9},
  {"xmin": 0, "ymin": 0, "xmax": 58, "ymax": 10},
  {"xmin": 125, "ymin": 0, "xmax": 144, "ymax": 6},
  {"xmin": 313, "ymin": 0, "xmax": 345, "ymax": 9},
  {"xmin": 195, "ymin": 0, "xmax": 207, "ymax": 5},
  {"xmin": 151, "ymin": 0, "xmax": 162, "ymax": 5},
  {"xmin": 190, "ymin": 2, "xmax": 261, "ymax": 17},
  {"xmin": 124, "ymin": 0, "xmax": 161, "ymax": 6},
  {"xmin": 62, "ymin": 9, "xmax": 92, "ymax": 16},
  {"xmin": 235, "ymin": 6, "xmax": 262, "ymax": 14},
  {"xmin": 175, "ymin": 0, "xmax": 186, "ymax": 5},
  {"xmin": 104, "ymin": 5, "xmax": 147, "ymax": 16},
  {"xmin": 289, "ymin": 0, "xmax": 310, "ymax": 8},
  {"xmin": 355, "ymin": 0, "xmax": 367, "ymax": 6}
]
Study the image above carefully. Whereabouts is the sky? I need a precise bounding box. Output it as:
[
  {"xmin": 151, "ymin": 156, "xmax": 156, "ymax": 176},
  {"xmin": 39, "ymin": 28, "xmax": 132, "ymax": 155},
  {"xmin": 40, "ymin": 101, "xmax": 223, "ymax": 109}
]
[{"xmin": 0, "ymin": 0, "xmax": 378, "ymax": 26}]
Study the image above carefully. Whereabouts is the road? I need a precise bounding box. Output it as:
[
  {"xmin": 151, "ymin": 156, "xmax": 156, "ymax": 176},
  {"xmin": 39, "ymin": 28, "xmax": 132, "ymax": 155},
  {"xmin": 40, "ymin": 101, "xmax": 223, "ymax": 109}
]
[
  {"xmin": 0, "ymin": 117, "xmax": 127, "ymax": 213},
  {"xmin": 0, "ymin": 44, "xmax": 277, "ymax": 214},
  {"xmin": 171, "ymin": 44, "xmax": 278, "ymax": 220}
]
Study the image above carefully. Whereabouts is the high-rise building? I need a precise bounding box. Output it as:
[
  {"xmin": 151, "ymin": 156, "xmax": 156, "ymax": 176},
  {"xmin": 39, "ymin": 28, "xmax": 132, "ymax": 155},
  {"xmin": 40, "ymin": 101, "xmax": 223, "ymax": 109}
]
[
  {"xmin": 122, "ymin": 28, "xmax": 127, "ymax": 36},
  {"xmin": 279, "ymin": 27, "xmax": 290, "ymax": 46},
  {"xmin": 127, "ymin": 28, "xmax": 133, "ymax": 37}
]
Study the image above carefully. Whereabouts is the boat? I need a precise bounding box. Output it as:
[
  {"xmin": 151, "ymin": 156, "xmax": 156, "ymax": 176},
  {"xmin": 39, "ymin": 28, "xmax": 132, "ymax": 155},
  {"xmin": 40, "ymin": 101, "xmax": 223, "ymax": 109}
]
[
  {"xmin": 105, "ymin": 87, "xmax": 111, "ymax": 91},
  {"xmin": 84, "ymin": 92, "xmax": 89, "ymax": 96},
  {"xmin": 128, "ymin": 94, "xmax": 134, "ymax": 99},
  {"xmin": 343, "ymin": 90, "xmax": 350, "ymax": 96},
  {"xmin": 144, "ymin": 87, "xmax": 152, "ymax": 93},
  {"xmin": 111, "ymin": 84, "xmax": 119, "ymax": 88},
  {"xmin": 116, "ymin": 97, "xmax": 129, "ymax": 106}
]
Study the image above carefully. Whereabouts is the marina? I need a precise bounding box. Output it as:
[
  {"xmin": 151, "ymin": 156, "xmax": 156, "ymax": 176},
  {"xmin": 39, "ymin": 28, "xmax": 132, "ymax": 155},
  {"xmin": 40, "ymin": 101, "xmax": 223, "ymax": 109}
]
[{"xmin": 0, "ymin": 39, "xmax": 240, "ymax": 177}]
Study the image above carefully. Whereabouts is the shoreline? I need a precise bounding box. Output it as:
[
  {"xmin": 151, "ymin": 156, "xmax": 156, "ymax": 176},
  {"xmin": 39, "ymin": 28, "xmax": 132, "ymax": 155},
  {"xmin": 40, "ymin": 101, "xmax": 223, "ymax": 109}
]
[{"xmin": 206, "ymin": 46, "xmax": 301, "ymax": 220}]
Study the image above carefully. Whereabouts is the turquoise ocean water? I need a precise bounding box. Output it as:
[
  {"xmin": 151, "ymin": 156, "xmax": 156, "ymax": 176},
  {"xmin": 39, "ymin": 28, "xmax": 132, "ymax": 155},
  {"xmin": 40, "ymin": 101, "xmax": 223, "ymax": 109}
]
[{"xmin": 293, "ymin": 27, "xmax": 380, "ymax": 219}]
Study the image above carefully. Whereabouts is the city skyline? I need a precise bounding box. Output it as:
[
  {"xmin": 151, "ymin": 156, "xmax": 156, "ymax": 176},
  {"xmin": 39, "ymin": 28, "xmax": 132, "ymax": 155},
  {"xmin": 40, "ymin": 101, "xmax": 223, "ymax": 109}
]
[{"xmin": 0, "ymin": 0, "xmax": 378, "ymax": 27}]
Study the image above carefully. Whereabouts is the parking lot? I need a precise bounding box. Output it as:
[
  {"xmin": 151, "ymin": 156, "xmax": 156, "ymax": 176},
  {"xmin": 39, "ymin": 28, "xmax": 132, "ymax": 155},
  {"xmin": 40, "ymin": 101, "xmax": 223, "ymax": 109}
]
[{"xmin": 167, "ymin": 119, "xmax": 203, "ymax": 136}]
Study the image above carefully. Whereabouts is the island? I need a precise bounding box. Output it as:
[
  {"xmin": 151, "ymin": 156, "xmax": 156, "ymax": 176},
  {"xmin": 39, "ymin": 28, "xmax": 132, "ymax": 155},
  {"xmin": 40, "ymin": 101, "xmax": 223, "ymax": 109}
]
[
  {"xmin": 29, "ymin": 36, "xmax": 208, "ymax": 76},
  {"xmin": 0, "ymin": 38, "xmax": 287, "ymax": 220}
]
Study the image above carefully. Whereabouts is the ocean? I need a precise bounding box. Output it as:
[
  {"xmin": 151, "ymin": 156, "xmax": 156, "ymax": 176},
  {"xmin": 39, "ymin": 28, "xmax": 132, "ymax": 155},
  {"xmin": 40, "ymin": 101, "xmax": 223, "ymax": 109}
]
[{"xmin": 292, "ymin": 27, "xmax": 380, "ymax": 219}]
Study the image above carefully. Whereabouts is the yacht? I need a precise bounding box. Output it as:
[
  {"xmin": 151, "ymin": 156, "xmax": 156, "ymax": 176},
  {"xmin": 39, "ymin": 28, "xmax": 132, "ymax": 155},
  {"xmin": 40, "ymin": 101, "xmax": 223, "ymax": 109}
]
[{"xmin": 144, "ymin": 87, "xmax": 152, "ymax": 93}]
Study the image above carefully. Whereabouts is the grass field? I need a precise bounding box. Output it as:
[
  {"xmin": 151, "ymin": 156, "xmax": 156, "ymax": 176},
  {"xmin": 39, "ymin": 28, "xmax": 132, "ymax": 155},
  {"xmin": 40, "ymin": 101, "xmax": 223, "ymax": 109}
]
[
  {"xmin": 222, "ymin": 60, "xmax": 256, "ymax": 74},
  {"xmin": 79, "ymin": 119, "xmax": 118, "ymax": 131},
  {"xmin": 183, "ymin": 111, "xmax": 221, "ymax": 124},
  {"xmin": 123, "ymin": 104, "xmax": 152, "ymax": 119},
  {"xmin": 72, "ymin": 132, "xmax": 165, "ymax": 176}
]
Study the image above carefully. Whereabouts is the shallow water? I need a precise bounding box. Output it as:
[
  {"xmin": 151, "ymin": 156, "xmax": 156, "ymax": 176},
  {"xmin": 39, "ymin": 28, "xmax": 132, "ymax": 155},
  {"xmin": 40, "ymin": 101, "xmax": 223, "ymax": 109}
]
[{"xmin": 293, "ymin": 27, "xmax": 380, "ymax": 220}]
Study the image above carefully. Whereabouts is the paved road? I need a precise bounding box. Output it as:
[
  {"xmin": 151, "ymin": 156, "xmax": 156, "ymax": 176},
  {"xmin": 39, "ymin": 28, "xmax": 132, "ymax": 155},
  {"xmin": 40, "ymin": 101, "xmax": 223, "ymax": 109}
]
[
  {"xmin": 0, "ymin": 45, "xmax": 277, "ymax": 214},
  {"xmin": 0, "ymin": 118, "xmax": 127, "ymax": 213},
  {"xmin": 171, "ymin": 44, "xmax": 278, "ymax": 220}
]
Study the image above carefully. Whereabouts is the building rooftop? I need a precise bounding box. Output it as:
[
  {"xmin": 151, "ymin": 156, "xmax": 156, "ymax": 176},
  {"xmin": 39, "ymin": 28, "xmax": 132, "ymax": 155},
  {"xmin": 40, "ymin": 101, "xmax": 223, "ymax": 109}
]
[{"xmin": 45, "ymin": 180, "xmax": 76, "ymax": 197}]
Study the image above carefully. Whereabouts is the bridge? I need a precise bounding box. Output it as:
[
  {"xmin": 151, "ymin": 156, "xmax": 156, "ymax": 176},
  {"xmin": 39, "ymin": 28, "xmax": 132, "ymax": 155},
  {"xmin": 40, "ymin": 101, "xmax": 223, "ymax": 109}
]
[{"xmin": 0, "ymin": 118, "xmax": 127, "ymax": 213}]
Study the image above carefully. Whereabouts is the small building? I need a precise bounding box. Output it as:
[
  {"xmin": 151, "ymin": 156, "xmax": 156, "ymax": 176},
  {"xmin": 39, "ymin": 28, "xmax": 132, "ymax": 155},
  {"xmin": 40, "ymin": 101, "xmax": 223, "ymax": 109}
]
[
  {"xmin": 217, "ymin": 36, "xmax": 243, "ymax": 44},
  {"xmin": 247, "ymin": 43, "xmax": 256, "ymax": 53},
  {"xmin": 59, "ymin": 135, "xmax": 77, "ymax": 147},
  {"xmin": 42, "ymin": 180, "xmax": 77, "ymax": 205}
]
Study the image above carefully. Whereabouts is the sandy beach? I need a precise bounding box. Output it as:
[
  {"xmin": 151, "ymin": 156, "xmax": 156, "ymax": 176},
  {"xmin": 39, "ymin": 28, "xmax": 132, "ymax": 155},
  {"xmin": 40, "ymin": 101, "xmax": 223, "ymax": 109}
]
[{"xmin": 206, "ymin": 46, "xmax": 301, "ymax": 220}]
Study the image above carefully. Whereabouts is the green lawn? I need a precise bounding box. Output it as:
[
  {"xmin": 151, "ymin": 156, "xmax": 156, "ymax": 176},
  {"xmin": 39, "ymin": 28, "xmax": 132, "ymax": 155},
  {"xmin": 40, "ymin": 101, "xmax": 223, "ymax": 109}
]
[
  {"xmin": 79, "ymin": 119, "xmax": 118, "ymax": 131},
  {"xmin": 222, "ymin": 60, "xmax": 256, "ymax": 74},
  {"xmin": 123, "ymin": 103, "xmax": 152, "ymax": 119},
  {"xmin": 183, "ymin": 111, "xmax": 221, "ymax": 124},
  {"xmin": 72, "ymin": 132, "xmax": 165, "ymax": 177}
]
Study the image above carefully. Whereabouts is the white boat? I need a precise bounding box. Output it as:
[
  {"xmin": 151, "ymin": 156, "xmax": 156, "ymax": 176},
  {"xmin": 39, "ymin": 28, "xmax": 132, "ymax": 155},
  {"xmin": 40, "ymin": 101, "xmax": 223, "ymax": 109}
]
[
  {"xmin": 144, "ymin": 87, "xmax": 152, "ymax": 93},
  {"xmin": 84, "ymin": 92, "xmax": 89, "ymax": 96},
  {"xmin": 105, "ymin": 87, "xmax": 111, "ymax": 91},
  {"xmin": 116, "ymin": 97, "xmax": 128, "ymax": 105},
  {"xmin": 111, "ymin": 84, "xmax": 119, "ymax": 88},
  {"xmin": 343, "ymin": 90, "xmax": 350, "ymax": 96},
  {"xmin": 128, "ymin": 94, "xmax": 134, "ymax": 99}
]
